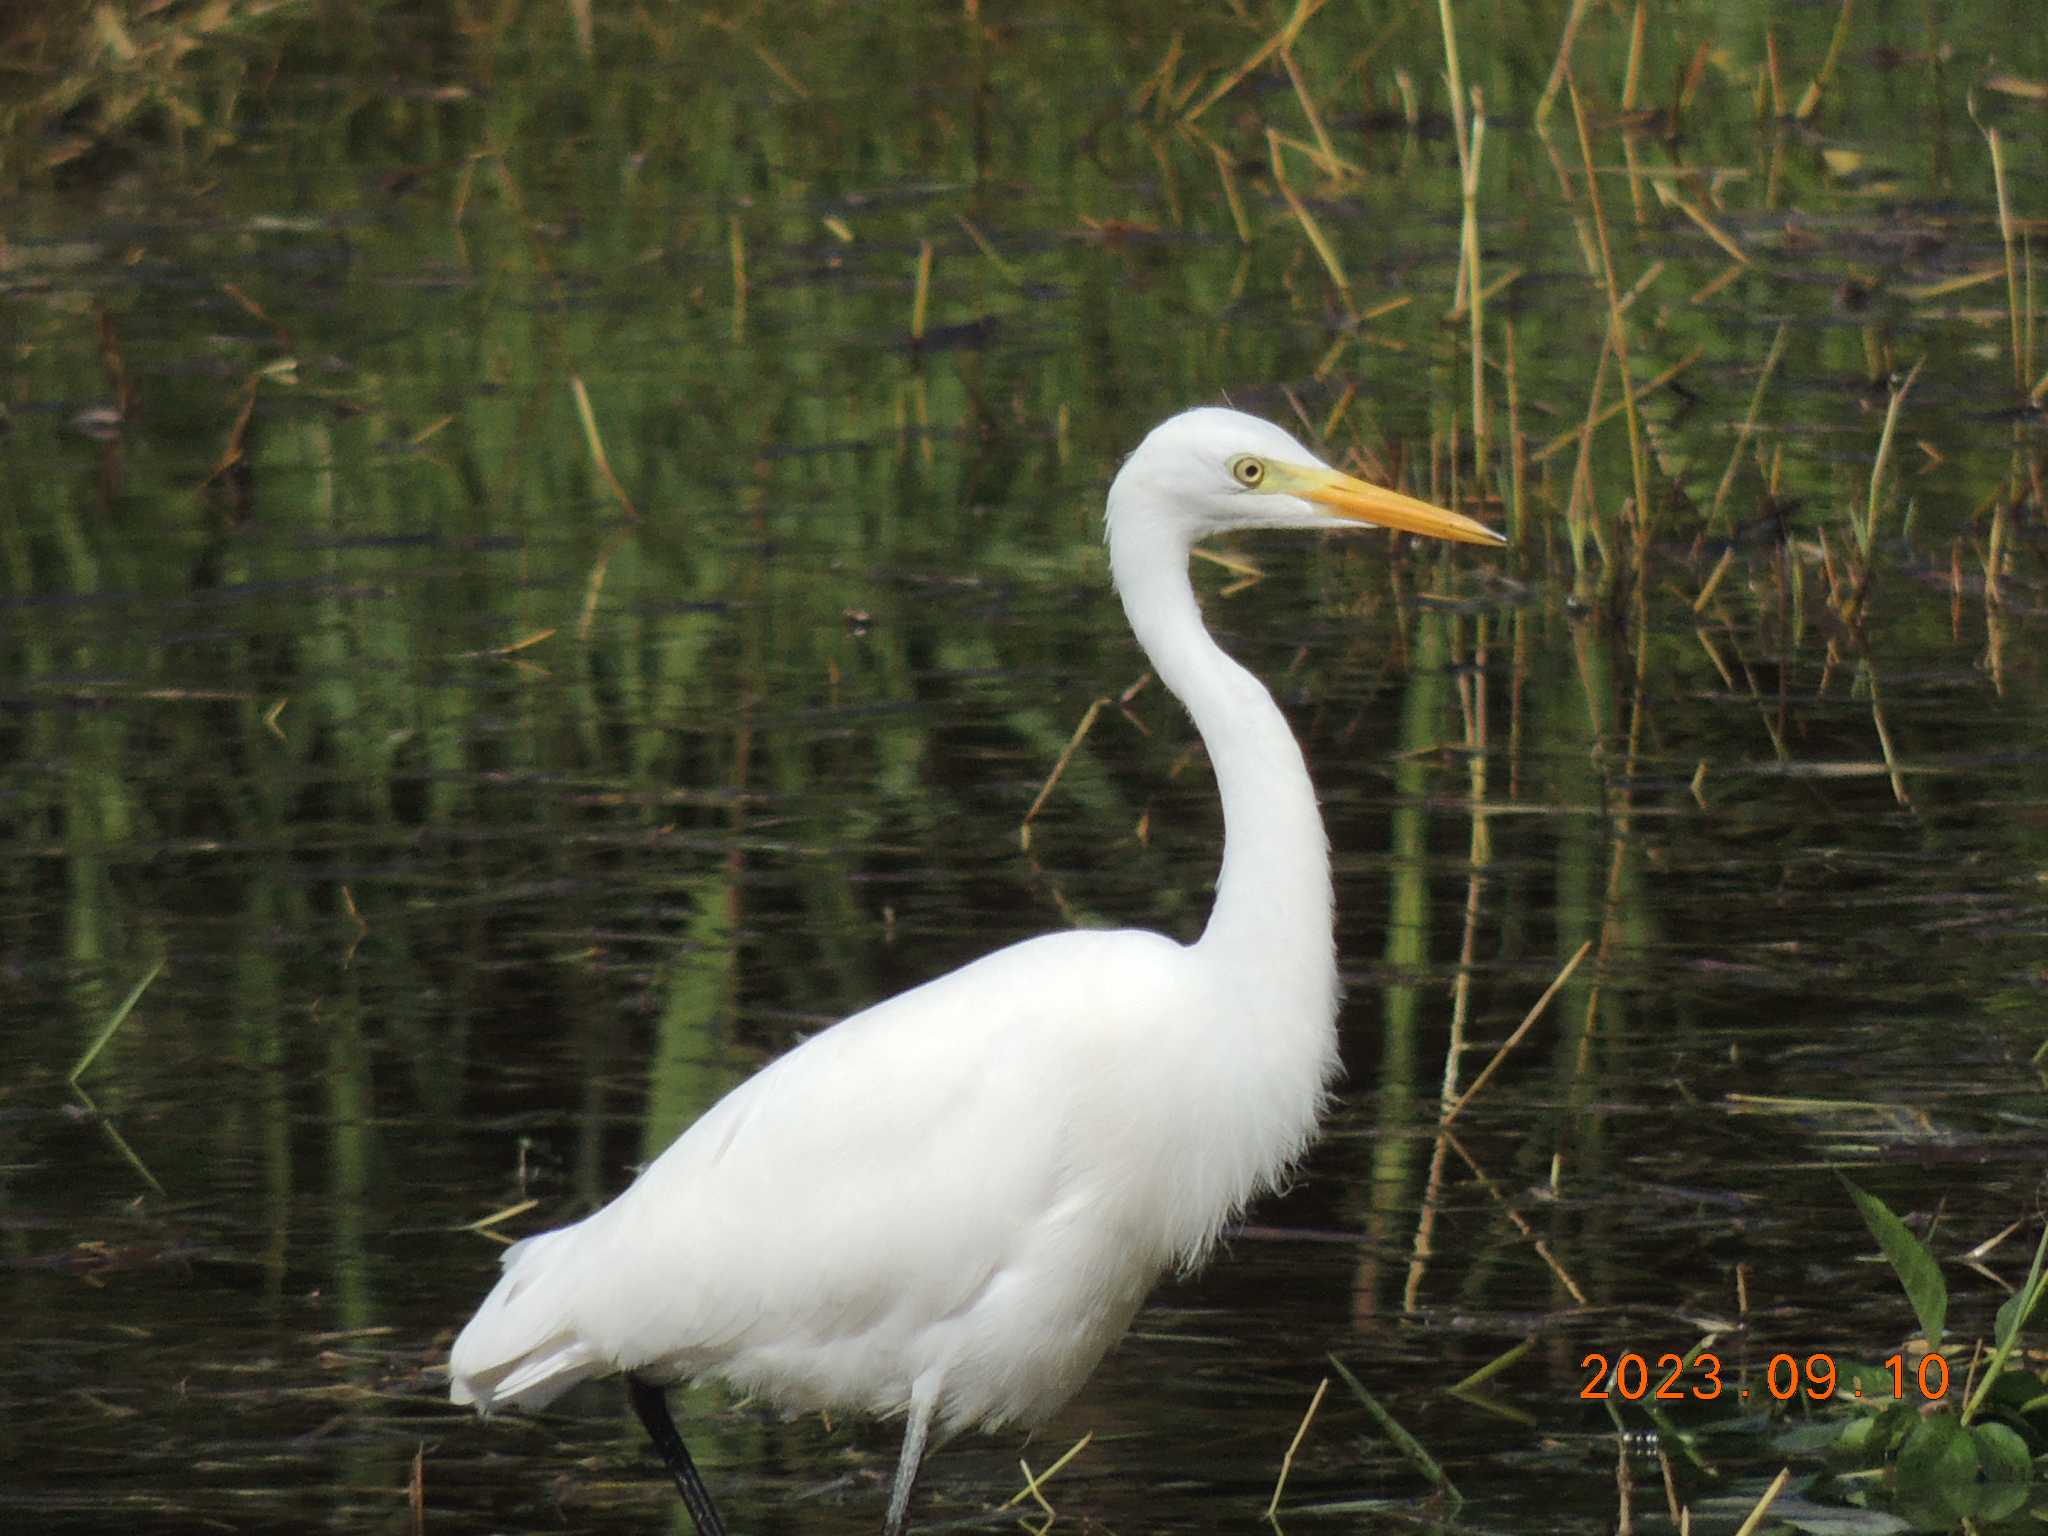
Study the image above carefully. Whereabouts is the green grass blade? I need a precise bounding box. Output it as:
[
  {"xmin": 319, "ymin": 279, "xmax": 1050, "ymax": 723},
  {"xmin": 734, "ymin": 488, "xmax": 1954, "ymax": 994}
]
[
  {"xmin": 1965, "ymin": 1222, "xmax": 2048, "ymax": 1424},
  {"xmin": 1329, "ymin": 1354, "xmax": 1460, "ymax": 1502},
  {"xmin": 1842, "ymin": 1177, "xmax": 1946, "ymax": 1351},
  {"xmin": 68, "ymin": 957, "xmax": 165, "ymax": 1085}
]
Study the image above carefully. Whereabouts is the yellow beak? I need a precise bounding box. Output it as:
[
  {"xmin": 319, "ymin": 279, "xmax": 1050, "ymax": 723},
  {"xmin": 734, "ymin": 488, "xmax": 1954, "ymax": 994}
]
[{"xmin": 1270, "ymin": 462, "xmax": 1506, "ymax": 547}]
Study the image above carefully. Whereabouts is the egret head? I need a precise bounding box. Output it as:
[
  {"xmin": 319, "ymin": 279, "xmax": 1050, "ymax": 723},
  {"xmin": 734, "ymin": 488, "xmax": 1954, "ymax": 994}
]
[{"xmin": 1108, "ymin": 406, "xmax": 1504, "ymax": 547}]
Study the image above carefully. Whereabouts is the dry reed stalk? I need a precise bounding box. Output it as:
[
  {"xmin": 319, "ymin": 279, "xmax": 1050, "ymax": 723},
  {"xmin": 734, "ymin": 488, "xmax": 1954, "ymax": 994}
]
[
  {"xmin": 1621, "ymin": 1, "xmax": 1645, "ymax": 111},
  {"xmin": 221, "ymin": 281, "xmax": 294, "ymax": 349},
  {"xmin": 1268, "ymin": 127, "xmax": 1360, "ymax": 180},
  {"xmin": 1794, "ymin": 0, "xmax": 1853, "ymax": 121},
  {"xmin": 1677, "ymin": 42, "xmax": 1712, "ymax": 119},
  {"xmin": 911, "ymin": 238, "xmax": 933, "ymax": 342},
  {"xmin": 1441, "ymin": 1130, "xmax": 1590, "ymax": 1304},
  {"xmin": 1533, "ymin": 346, "xmax": 1698, "ymax": 463},
  {"xmin": 1001, "ymin": 1433, "xmax": 1091, "ymax": 1513},
  {"xmin": 1864, "ymin": 659, "xmax": 1912, "ymax": 809},
  {"xmin": 569, "ymin": 375, "xmax": 639, "ymax": 520},
  {"xmin": 1019, "ymin": 697, "xmax": 1107, "ymax": 850},
  {"xmin": 1732, "ymin": 1468, "xmax": 1792, "ymax": 1536},
  {"xmin": 1167, "ymin": 64, "xmax": 1211, "ymax": 116},
  {"xmin": 1128, "ymin": 31, "xmax": 1183, "ymax": 115},
  {"xmin": 1198, "ymin": 133, "xmax": 1252, "ymax": 242},
  {"xmin": 1442, "ymin": 614, "xmax": 1490, "ymax": 1113},
  {"xmin": 729, "ymin": 215, "xmax": 746, "ymax": 341},
  {"xmin": 1182, "ymin": 0, "xmax": 1330, "ymax": 122},
  {"xmin": 1321, "ymin": 383, "xmax": 1356, "ymax": 440},
  {"xmin": 1435, "ymin": 0, "xmax": 1489, "ymax": 486},
  {"xmin": 1535, "ymin": 0, "xmax": 1594, "ymax": 126},
  {"xmin": 1986, "ymin": 126, "xmax": 2025, "ymax": 393},
  {"xmin": 1442, "ymin": 940, "xmax": 1591, "ymax": 1123},
  {"xmin": 1706, "ymin": 322, "xmax": 1789, "ymax": 530},
  {"xmin": 1862, "ymin": 356, "xmax": 1923, "ymax": 554},
  {"xmin": 1900, "ymin": 267, "xmax": 2005, "ymax": 303},
  {"xmin": 1564, "ymin": 344, "xmax": 1612, "ymax": 584},
  {"xmin": 1403, "ymin": 1128, "xmax": 1449, "ymax": 1313},
  {"xmin": 1461, "ymin": 109, "xmax": 1489, "ymax": 483},
  {"xmin": 1265, "ymin": 1378, "xmax": 1330, "ymax": 1518},
  {"xmin": 1437, "ymin": 0, "xmax": 1469, "ymax": 158},
  {"xmin": 953, "ymin": 214, "xmax": 1020, "ymax": 284},
  {"xmin": 1268, "ymin": 129, "xmax": 1352, "ymax": 309},
  {"xmin": 1569, "ymin": 81, "xmax": 1653, "ymax": 544},
  {"xmin": 1278, "ymin": 44, "xmax": 1341, "ymax": 176},
  {"xmin": 577, "ymin": 527, "xmax": 632, "ymax": 641},
  {"xmin": 1691, "ymin": 547, "xmax": 1736, "ymax": 614},
  {"xmin": 1689, "ymin": 261, "xmax": 1745, "ymax": 305},
  {"xmin": 1505, "ymin": 319, "xmax": 1526, "ymax": 543},
  {"xmin": 1655, "ymin": 181, "xmax": 1748, "ymax": 265}
]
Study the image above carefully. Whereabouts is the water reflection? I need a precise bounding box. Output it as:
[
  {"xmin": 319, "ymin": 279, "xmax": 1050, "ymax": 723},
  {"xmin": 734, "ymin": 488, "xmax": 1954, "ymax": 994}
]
[{"xmin": 7, "ymin": 0, "xmax": 2048, "ymax": 1530}]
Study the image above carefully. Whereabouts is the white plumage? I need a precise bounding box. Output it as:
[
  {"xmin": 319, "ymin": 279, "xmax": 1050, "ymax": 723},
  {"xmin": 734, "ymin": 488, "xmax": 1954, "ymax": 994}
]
[{"xmin": 449, "ymin": 407, "xmax": 1502, "ymax": 1534}]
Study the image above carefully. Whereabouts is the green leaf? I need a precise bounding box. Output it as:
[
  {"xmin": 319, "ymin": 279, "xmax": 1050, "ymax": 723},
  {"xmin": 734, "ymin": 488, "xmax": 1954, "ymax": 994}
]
[
  {"xmin": 1969, "ymin": 1421, "xmax": 2031, "ymax": 1485},
  {"xmin": 1841, "ymin": 1178, "xmax": 1946, "ymax": 1350},
  {"xmin": 1896, "ymin": 1412, "xmax": 1979, "ymax": 1521},
  {"xmin": 1970, "ymin": 1421, "xmax": 2032, "ymax": 1521},
  {"xmin": 1992, "ymin": 1263, "xmax": 2045, "ymax": 1348}
]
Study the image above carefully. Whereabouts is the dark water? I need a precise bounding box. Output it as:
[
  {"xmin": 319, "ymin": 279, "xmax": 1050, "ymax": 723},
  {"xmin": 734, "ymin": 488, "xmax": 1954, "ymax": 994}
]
[{"xmin": 5, "ymin": 2, "xmax": 2046, "ymax": 1532}]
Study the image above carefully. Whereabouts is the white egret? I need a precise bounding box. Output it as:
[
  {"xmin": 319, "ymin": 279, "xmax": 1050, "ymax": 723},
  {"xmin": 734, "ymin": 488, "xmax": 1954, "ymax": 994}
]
[{"xmin": 449, "ymin": 407, "xmax": 1503, "ymax": 1533}]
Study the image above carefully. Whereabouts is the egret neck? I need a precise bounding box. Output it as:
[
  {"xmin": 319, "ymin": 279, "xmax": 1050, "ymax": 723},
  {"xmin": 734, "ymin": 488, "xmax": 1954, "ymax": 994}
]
[{"xmin": 1104, "ymin": 490, "xmax": 1341, "ymax": 1050}]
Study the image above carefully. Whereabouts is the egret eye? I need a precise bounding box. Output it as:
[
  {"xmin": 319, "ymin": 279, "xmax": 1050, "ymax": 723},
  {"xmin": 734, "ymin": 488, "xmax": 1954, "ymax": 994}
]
[{"xmin": 1229, "ymin": 455, "xmax": 1265, "ymax": 489}]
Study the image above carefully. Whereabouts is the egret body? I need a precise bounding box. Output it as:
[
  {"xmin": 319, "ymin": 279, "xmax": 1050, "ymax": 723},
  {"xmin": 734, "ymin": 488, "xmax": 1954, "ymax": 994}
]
[{"xmin": 448, "ymin": 408, "xmax": 1503, "ymax": 1533}]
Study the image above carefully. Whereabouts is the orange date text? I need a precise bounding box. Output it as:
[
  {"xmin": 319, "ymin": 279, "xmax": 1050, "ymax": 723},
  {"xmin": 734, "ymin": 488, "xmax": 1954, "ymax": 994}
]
[{"xmin": 1578, "ymin": 1351, "xmax": 1948, "ymax": 1403}]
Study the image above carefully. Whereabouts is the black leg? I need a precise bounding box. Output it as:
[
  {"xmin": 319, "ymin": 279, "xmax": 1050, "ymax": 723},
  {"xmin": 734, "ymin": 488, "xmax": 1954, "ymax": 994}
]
[{"xmin": 627, "ymin": 1373, "xmax": 730, "ymax": 1536}]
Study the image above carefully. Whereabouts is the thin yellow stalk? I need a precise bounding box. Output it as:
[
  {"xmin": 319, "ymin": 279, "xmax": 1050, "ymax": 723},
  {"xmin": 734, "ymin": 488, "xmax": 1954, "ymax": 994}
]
[
  {"xmin": 1793, "ymin": 0, "xmax": 1853, "ymax": 122},
  {"xmin": 1987, "ymin": 127, "xmax": 2024, "ymax": 393},
  {"xmin": 1621, "ymin": 1, "xmax": 1645, "ymax": 111},
  {"xmin": 1506, "ymin": 319, "xmax": 1526, "ymax": 543},
  {"xmin": 1442, "ymin": 941, "xmax": 1592, "ymax": 1123},
  {"xmin": 1689, "ymin": 262, "xmax": 1746, "ymax": 305},
  {"xmin": 1438, "ymin": 0, "xmax": 1486, "ymax": 487},
  {"xmin": 1278, "ymin": 45, "xmax": 1340, "ymax": 176},
  {"xmin": 1655, "ymin": 181, "xmax": 1749, "ymax": 265},
  {"xmin": 1863, "ymin": 356, "xmax": 1924, "ymax": 553},
  {"xmin": 1265, "ymin": 1378, "xmax": 1330, "ymax": 1518},
  {"xmin": 1535, "ymin": 0, "xmax": 1594, "ymax": 126},
  {"xmin": 911, "ymin": 238, "xmax": 933, "ymax": 342},
  {"xmin": 729, "ymin": 214, "xmax": 746, "ymax": 341},
  {"xmin": 1462, "ymin": 108, "xmax": 1488, "ymax": 488},
  {"xmin": 1533, "ymin": 347, "xmax": 1700, "ymax": 463},
  {"xmin": 1569, "ymin": 80, "xmax": 1652, "ymax": 541},
  {"xmin": 1129, "ymin": 31, "xmax": 1183, "ymax": 115},
  {"xmin": 1193, "ymin": 132, "xmax": 1251, "ymax": 242},
  {"xmin": 1692, "ymin": 547, "xmax": 1735, "ymax": 613},
  {"xmin": 1708, "ymin": 322, "xmax": 1789, "ymax": 528},
  {"xmin": 1734, "ymin": 1470, "xmax": 1793, "ymax": 1536},
  {"xmin": 1269, "ymin": 130, "xmax": 1351, "ymax": 307},
  {"xmin": 1020, "ymin": 698, "xmax": 1107, "ymax": 850},
  {"xmin": 1182, "ymin": 0, "xmax": 1329, "ymax": 123},
  {"xmin": 1001, "ymin": 1432, "xmax": 1092, "ymax": 1511},
  {"xmin": 953, "ymin": 214, "xmax": 1020, "ymax": 284},
  {"xmin": 570, "ymin": 375, "xmax": 639, "ymax": 520},
  {"xmin": 1437, "ymin": 0, "xmax": 1469, "ymax": 166}
]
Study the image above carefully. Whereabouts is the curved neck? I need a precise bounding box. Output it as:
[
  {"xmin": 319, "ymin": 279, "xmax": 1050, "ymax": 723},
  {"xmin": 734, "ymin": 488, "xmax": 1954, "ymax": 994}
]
[{"xmin": 1106, "ymin": 506, "xmax": 1337, "ymax": 1007}]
